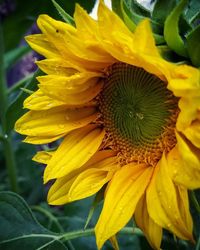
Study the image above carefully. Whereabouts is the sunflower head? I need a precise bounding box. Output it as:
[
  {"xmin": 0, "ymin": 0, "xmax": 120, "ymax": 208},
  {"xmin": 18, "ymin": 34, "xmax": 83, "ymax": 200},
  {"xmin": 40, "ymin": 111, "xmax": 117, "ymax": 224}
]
[{"xmin": 15, "ymin": 1, "xmax": 200, "ymax": 249}]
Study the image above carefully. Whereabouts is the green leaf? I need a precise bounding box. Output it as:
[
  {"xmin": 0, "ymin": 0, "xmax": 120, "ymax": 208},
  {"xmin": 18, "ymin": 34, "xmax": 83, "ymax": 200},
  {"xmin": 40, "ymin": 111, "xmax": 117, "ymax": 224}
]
[
  {"xmin": 164, "ymin": 0, "xmax": 188, "ymax": 57},
  {"xmin": 4, "ymin": 46, "xmax": 31, "ymax": 70},
  {"xmin": 152, "ymin": 0, "xmax": 176, "ymax": 25},
  {"xmin": 0, "ymin": 191, "xmax": 67, "ymax": 250},
  {"xmin": 185, "ymin": 0, "xmax": 200, "ymax": 25},
  {"xmin": 122, "ymin": 0, "xmax": 162, "ymax": 34},
  {"xmin": 121, "ymin": 0, "xmax": 137, "ymax": 31},
  {"xmin": 120, "ymin": 0, "xmax": 164, "ymax": 45},
  {"xmin": 51, "ymin": 0, "xmax": 75, "ymax": 26},
  {"xmin": 186, "ymin": 24, "xmax": 200, "ymax": 67},
  {"xmin": 5, "ymin": 70, "xmax": 41, "ymax": 133},
  {"xmin": 127, "ymin": 0, "xmax": 150, "ymax": 17},
  {"xmin": 111, "ymin": 0, "xmax": 124, "ymax": 19}
]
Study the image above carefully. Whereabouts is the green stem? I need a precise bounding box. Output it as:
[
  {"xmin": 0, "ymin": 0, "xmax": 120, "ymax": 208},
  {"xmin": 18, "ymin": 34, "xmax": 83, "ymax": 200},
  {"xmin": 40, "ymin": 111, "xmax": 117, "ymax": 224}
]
[
  {"xmin": 0, "ymin": 23, "xmax": 19, "ymax": 193},
  {"xmin": 58, "ymin": 227, "xmax": 143, "ymax": 242},
  {"xmin": 31, "ymin": 206, "xmax": 64, "ymax": 232},
  {"xmin": 3, "ymin": 137, "xmax": 19, "ymax": 192}
]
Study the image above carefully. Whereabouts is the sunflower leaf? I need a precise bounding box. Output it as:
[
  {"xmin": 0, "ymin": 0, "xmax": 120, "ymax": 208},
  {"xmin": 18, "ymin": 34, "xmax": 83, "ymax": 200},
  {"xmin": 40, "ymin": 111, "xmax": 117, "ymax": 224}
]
[
  {"xmin": 186, "ymin": 24, "xmax": 200, "ymax": 67},
  {"xmin": 111, "ymin": 0, "xmax": 124, "ymax": 19},
  {"xmin": 128, "ymin": 0, "xmax": 150, "ymax": 17},
  {"xmin": 0, "ymin": 191, "xmax": 67, "ymax": 250},
  {"xmin": 184, "ymin": 0, "xmax": 200, "ymax": 25},
  {"xmin": 164, "ymin": 0, "xmax": 188, "ymax": 57},
  {"xmin": 51, "ymin": 0, "xmax": 75, "ymax": 26},
  {"xmin": 152, "ymin": 0, "xmax": 176, "ymax": 25}
]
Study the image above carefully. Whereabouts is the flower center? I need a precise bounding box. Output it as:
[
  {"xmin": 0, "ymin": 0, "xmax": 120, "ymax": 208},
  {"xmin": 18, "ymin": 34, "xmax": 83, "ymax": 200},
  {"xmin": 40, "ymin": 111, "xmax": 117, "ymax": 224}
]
[{"xmin": 99, "ymin": 63, "xmax": 179, "ymax": 166}]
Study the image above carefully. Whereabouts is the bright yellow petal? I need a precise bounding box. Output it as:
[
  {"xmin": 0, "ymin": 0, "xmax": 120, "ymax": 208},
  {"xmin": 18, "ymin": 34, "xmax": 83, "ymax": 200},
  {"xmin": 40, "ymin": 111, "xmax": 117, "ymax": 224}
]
[
  {"xmin": 183, "ymin": 119, "xmax": 200, "ymax": 148},
  {"xmin": 68, "ymin": 168, "xmax": 115, "ymax": 202},
  {"xmin": 95, "ymin": 163, "xmax": 153, "ymax": 249},
  {"xmin": 74, "ymin": 4, "xmax": 98, "ymax": 38},
  {"xmin": 176, "ymin": 97, "xmax": 200, "ymax": 131},
  {"xmin": 44, "ymin": 125, "xmax": 105, "ymax": 182},
  {"xmin": 23, "ymin": 134, "xmax": 65, "ymax": 144},
  {"xmin": 37, "ymin": 71, "xmax": 102, "ymax": 100},
  {"xmin": 25, "ymin": 34, "xmax": 60, "ymax": 58},
  {"xmin": 168, "ymin": 65, "xmax": 200, "ymax": 97},
  {"xmin": 39, "ymin": 78, "xmax": 103, "ymax": 105},
  {"xmin": 133, "ymin": 19, "xmax": 160, "ymax": 57},
  {"xmin": 37, "ymin": 14, "xmax": 76, "ymax": 56},
  {"xmin": 167, "ymin": 133, "xmax": 200, "ymax": 189},
  {"xmin": 23, "ymin": 134, "xmax": 64, "ymax": 144},
  {"xmin": 176, "ymin": 185, "xmax": 193, "ymax": 234},
  {"xmin": 97, "ymin": 2, "xmax": 175, "ymax": 82},
  {"xmin": 15, "ymin": 106, "xmax": 97, "ymax": 139},
  {"xmin": 36, "ymin": 59, "xmax": 78, "ymax": 76},
  {"xmin": 32, "ymin": 151, "xmax": 54, "ymax": 164},
  {"xmin": 146, "ymin": 154, "xmax": 194, "ymax": 241},
  {"xmin": 109, "ymin": 236, "xmax": 119, "ymax": 250},
  {"xmin": 48, "ymin": 154, "xmax": 118, "ymax": 205},
  {"xmin": 23, "ymin": 89, "xmax": 66, "ymax": 110},
  {"xmin": 135, "ymin": 195, "xmax": 162, "ymax": 250}
]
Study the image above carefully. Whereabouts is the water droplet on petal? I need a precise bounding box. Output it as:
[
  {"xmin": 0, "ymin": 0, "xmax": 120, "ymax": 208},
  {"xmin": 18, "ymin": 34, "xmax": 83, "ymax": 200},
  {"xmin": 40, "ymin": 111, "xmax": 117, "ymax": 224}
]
[{"xmin": 58, "ymin": 124, "xmax": 65, "ymax": 129}]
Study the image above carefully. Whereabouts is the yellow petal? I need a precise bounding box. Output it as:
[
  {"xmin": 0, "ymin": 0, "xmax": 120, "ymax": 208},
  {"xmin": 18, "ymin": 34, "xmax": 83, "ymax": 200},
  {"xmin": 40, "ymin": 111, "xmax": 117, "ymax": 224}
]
[
  {"xmin": 168, "ymin": 65, "xmax": 200, "ymax": 97},
  {"xmin": 37, "ymin": 14, "xmax": 114, "ymax": 71},
  {"xmin": 176, "ymin": 97, "xmax": 200, "ymax": 131},
  {"xmin": 48, "ymin": 154, "xmax": 118, "ymax": 205},
  {"xmin": 135, "ymin": 195, "xmax": 162, "ymax": 250},
  {"xmin": 97, "ymin": 2, "xmax": 174, "ymax": 82},
  {"xmin": 23, "ymin": 89, "xmax": 66, "ymax": 110},
  {"xmin": 32, "ymin": 151, "xmax": 54, "ymax": 164},
  {"xmin": 95, "ymin": 163, "xmax": 153, "ymax": 249},
  {"xmin": 74, "ymin": 4, "xmax": 98, "ymax": 38},
  {"xmin": 183, "ymin": 119, "xmax": 200, "ymax": 148},
  {"xmin": 23, "ymin": 134, "xmax": 64, "ymax": 144},
  {"xmin": 146, "ymin": 154, "xmax": 194, "ymax": 240},
  {"xmin": 44, "ymin": 125, "xmax": 105, "ymax": 182},
  {"xmin": 176, "ymin": 185, "xmax": 193, "ymax": 234},
  {"xmin": 25, "ymin": 34, "xmax": 60, "ymax": 58},
  {"xmin": 15, "ymin": 106, "xmax": 97, "ymax": 138},
  {"xmin": 47, "ymin": 174, "xmax": 76, "ymax": 205},
  {"xmin": 176, "ymin": 132, "xmax": 200, "ymax": 171},
  {"xmin": 37, "ymin": 14, "xmax": 76, "ymax": 56},
  {"xmin": 39, "ymin": 78, "xmax": 103, "ymax": 105},
  {"xmin": 109, "ymin": 236, "xmax": 119, "ymax": 250},
  {"xmin": 36, "ymin": 59, "xmax": 79, "ymax": 76},
  {"xmin": 167, "ymin": 133, "xmax": 200, "ymax": 189},
  {"xmin": 68, "ymin": 168, "xmax": 115, "ymax": 202},
  {"xmin": 133, "ymin": 19, "xmax": 160, "ymax": 57}
]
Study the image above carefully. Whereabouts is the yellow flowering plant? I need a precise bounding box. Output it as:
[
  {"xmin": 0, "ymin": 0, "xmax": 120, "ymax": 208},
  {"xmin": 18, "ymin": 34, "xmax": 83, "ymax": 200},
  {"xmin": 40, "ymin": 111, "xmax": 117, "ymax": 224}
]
[{"xmin": 0, "ymin": 0, "xmax": 198, "ymax": 249}]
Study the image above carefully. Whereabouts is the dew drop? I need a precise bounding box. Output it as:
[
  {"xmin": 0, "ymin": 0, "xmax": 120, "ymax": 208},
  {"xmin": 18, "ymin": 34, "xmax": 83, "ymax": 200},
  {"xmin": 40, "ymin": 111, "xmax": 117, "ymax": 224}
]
[{"xmin": 58, "ymin": 124, "xmax": 65, "ymax": 129}]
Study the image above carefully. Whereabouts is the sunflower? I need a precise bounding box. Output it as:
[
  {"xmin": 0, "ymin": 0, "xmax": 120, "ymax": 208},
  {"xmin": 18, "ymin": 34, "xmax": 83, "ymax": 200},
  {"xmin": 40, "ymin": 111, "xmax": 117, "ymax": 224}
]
[{"xmin": 15, "ymin": 1, "xmax": 200, "ymax": 249}]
